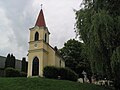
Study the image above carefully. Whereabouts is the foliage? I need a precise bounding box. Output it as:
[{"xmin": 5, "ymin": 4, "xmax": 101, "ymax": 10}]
[
  {"xmin": 43, "ymin": 66, "xmax": 59, "ymax": 79},
  {"xmin": 0, "ymin": 68, "xmax": 4, "ymax": 70},
  {"xmin": 76, "ymin": 0, "xmax": 120, "ymax": 89},
  {"xmin": 10, "ymin": 54, "xmax": 16, "ymax": 68},
  {"xmin": 0, "ymin": 69, "xmax": 5, "ymax": 77},
  {"xmin": 21, "ymin": 57, "xmax": 27, "ymax": 73},
  {"xmin": 60, "ymin": 39, "xmax": 83, "ymax": 69},
  {"xmin": 0, "ymin": 78, "xmax": 110, "ymax": 90},
  {"xmin": 59, "ymin": 67, "xmax": 78, "ymax": 81},
  {"xmin": 5, "ymin": 68, "xmax": 20, "ymax": 77},
  {"xmin": 5, "ymin": 54, "xmax": 11, "ymax": 68},
  {"xmin": 75, "ymin": 0, "xmax": 120, "ymax": 78},
  {"xmin": 43, "ymin": 66, "xmax": 78, "ymax": 81},
  {"xmin": 111, "ymin": 46, "xmax": 120, "ymax": 89},
  {"xmin": 60, "ymin": 39, "xmax": 91, "ymax": 77},
  {"xmin": 5, "ymin": 54, "xmax": 16, "ymax": 69},
  {"xmin": 20, "ymin": 72, "xmax": 27, "ymax": 77}
]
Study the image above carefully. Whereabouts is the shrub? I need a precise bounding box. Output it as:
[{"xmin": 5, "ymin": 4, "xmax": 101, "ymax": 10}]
[
  {"xmin": 20, "ymin": 72, "xmax": 27, "ymax": 77},
  {"xmin": 60, "ymin": 67, "xmax": 78, "ymax": 81},
  {"xmin": 21, "ymin": 57, "xmax": 27, "ymax": 73},
  {"xmin": 43, "ymin": 66, "xmax": 78, "ymax": 81},
  {"xmin": 0, "ymin": 68, "xmax": 4, "ymax": 70},
  {"xmin": 5, "ymin": 68, "xmax": 20, "ymax": 77},
  {"xmin": 43, "ymin": 66, "xmax": 59, "ymax": 79},
  {"xmin": 0, "ymin": 69, "xmax": 5, "ymax": 77}
]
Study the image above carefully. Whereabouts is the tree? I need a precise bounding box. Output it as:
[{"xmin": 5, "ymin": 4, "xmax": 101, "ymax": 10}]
[
  {"xmin": 60, "ymin": 39, "xmax": 91, "ymax": 77},
  {"xmin": 5, "ymin": 54, "xmax": 11, "ymax": 68},
  {"xmin": 10, "ymin": 54, "xmax": 16, "ymax": 68},
  {"xmin": 111, "ymin": 46, "xmax": 120, "ymax": 89},
  {"xmin": 75, "ymin": 0, "xmax": 120, "ymax": 88},
  {"xmin": 21, "ymin": 57, "xmax": 27, "ymax": 73},
  {"xmin": 5, "ymin": 54, "xmax": 16, "ymax": 69}
]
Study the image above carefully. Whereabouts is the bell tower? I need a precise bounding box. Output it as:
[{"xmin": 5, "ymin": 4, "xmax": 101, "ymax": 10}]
[{"xmin": 27, "ymin": 8, "xmax": 50, "ymax": 77}]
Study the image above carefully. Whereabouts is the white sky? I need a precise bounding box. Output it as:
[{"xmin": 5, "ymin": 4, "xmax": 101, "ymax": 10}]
[{"xmin": 0, "ymin": 0, "xmax": 82, "ymax": 60}]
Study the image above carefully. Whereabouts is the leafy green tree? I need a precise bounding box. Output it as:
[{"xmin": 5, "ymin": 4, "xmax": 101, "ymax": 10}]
[
  {"xmin": 21, "ymin": 57, "xmax": 27, "ymax": 73},
  {"xmin": 5, "ymin": 54, "xmax": 16, "ymax": 69},
  {"xmin": 75, "ymin": 0, "xmax": 120, "ymax": 88},
  {"xmin": 111, "ymin": 46, "xmax": 120, "ymax": 89},
  {"xmin": 75, "ymin": 0, "xmax": 120, "ymax": 78},
  {"xmin": 5, "ymin": 54, "xmax": 11, "ymax": 68},
  {"xmin": 60, "ymin": 39, "xmax": 91, "ymax": 77},
  {"xmin": 10, "ymin": 54, "xmax": 16, "ymax": 68}
]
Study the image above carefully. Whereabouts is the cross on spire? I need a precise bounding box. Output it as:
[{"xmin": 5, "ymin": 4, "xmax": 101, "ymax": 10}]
[
  {"xmin": 35, "ymin": 5, "xmax": 46, "ymax": 27},
  {"xmin": 41, "ymin": 4, "xmax": 43, "ymax": 9}
]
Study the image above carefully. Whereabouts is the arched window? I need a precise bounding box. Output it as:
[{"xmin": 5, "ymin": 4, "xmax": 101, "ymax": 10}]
[
  {"xmin": 32, "ymin": 57, "xmax": 39, "ymax": 76},
  {"xmin": 45, "ymin": 33, "xmax": 47, "ymax": 42},
  {"xmin": 35, "ymin": 32, "xmax": 39, "ymax": 41}
]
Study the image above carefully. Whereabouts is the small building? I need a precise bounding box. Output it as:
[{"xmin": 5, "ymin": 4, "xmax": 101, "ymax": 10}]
[{"xmin": 27, "ymin": 8, "xmax": 65, "ymax": 77}]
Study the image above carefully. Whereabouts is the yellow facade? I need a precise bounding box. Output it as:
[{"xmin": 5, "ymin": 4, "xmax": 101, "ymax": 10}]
[{"xmin": 27, "ymin": 26, "xmax": 65, "ymax": 77}]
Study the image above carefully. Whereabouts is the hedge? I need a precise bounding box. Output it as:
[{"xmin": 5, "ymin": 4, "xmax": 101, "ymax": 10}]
[
  {"xmin": 5, "ymin": 68, "xmax": 27, "ymax": 77},
  {"xmin": 60, "ymin": 67, "xmax": 78, "ymax": 81},
  {"xmin": 43, "ymin": 66, "xmax": 78, "ymax": 81},
  {"xmin": 5, "ymin": 68, "xmax": 20, "ymax": 77},
  {"xmin": 43, "ymin": 66, "xmax": 59, "ymax": 79},
  {"xmin": 20, "ymin": 72, "xmax": 27, "ymax": 77}
]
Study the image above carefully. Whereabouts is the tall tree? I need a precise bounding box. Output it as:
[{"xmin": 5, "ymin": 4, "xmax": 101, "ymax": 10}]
[
  {"xmin": 5, "ymin": 54, "xmax": 16, "ymax": 69},
  {"xmin": 60, "ymin": 39, "xmax": 91, "ymax": 77},
  {"xmin": 5, "ymin": 54, "xmax": 11, "ymax": 68},
  {"xmin": 10, "ymin": 54, "xmax": 16, "ymax": 68},
  {"xmin": 21, "ymin": 57, "xmax": 27, "ymax": 73},
  {"xmin": 111, "ymin": 46, "xmax": 120, "ymax": 89},
  {"xmin": 75, "ymin": 0, "xmax": 120, "ymax": 88}
]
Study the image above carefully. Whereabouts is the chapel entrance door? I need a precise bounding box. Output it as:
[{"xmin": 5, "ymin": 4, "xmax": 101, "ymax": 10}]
[{"xmin": 32, "ymin": 57, "xmax": 39, "ymax": 76}]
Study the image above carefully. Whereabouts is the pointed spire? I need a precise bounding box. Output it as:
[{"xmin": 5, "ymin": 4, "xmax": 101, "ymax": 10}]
[{"xmin": 35, "ymin": 8, "xmax": 46, "ymax": 27}]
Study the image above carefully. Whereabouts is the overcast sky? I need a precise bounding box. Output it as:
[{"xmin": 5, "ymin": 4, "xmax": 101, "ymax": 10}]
[{"xmin": 0, "ymin": 0, "xmax": 82, "ymax": 60}]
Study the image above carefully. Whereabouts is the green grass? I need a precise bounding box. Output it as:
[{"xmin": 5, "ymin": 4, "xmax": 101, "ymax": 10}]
[{"xmin": 0, "ymin": 77, "xmax": 111, "ymax": 90}]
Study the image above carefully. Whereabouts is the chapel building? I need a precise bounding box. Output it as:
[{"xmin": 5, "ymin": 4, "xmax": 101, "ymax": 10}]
[{"xmin": 27, "ymin": 8, "xmax": 65, "ymax": 77}]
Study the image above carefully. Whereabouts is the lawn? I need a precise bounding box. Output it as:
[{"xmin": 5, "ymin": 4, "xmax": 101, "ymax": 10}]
[{"xmin": 0, "ymin": 77, "xmax": 111, "ymax": 90}]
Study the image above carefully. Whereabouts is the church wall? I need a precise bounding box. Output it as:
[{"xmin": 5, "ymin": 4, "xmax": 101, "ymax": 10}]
[
  {"xmin": 43, "ymin": 42, "xmax": 48, "ymax": 51},
  {"xmin": 30, "ymin": 27, "xmax": 45, "ymax": 42},
  {"xmin": 28, "ymin": 27, "xmax": 50, "ymax": 77},
  {"xmin": 43, "ymin": 29, "xmax": 49, "ymax": 43},
  {"xmin": 42, "ymin": 42, "xmax": 49, "ymax": 68},
  {"xmin": 29, "ymin": 41, "xmax": 43, "ymax": 51},
  {"xmin": 29, "ymin": 27, "xmax": 49, "ymax": 51},
  {"xmin": 47, "ymin": 46, "xmax": 55, "ymax": 66},
  {"xmin": 27, "ymin": 51, "xmax": 43, "ymax": 77},
  {"xmin": 55, "ymin": 54, "xmax": 65, "ymax": 68},
  {"xmin": 43, "ymin": 52, "xmax": 48, "ymax": 67},
  {"xmin": 55, "ymin": 55, "xmax": 60, "ymax": 67},
  {"xmin": 61, "ymin": 59, "xmax": 65, "ymax": 67},
  {"xmin": 0, "ymin": 56, "xmax": 6, "ymax": 68}
]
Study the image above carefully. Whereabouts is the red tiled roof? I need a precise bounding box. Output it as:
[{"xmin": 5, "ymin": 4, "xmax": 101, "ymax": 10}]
[{"xmin": 35, "ymin": 9, "xmax": 46, "ymax": 27}]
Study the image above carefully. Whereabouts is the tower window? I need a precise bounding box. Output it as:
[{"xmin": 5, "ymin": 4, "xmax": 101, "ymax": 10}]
[
  {"xmin": 35, "ymin": 32, "xmax": 39, "ymax": 41},
  {"xmin": 45, "ymin": 33, "xmax": 47, "ymax": 42}
]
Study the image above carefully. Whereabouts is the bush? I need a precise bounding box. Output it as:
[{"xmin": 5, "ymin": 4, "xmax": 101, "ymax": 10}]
[
  {"xmin": 43, "ymin": 66, "xmax": 78, "ymax": 81},
  {"xmin": 20, "ymin": 72, "xmax": 27, "ymax": 77},
  {"xmin": 0, "ymin": 68, "xmax": 4, "ymax": 70},
  {"xmin": 60, "ymin": 67, "xmax": 78, "ymax": 81},
  {"xmin": 43, "ymin": 66, "xmax": 59, "ymax": 79},
  {"xmin": 5, "ymin": 68, "xmax": 20, "ymax": 77}
]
